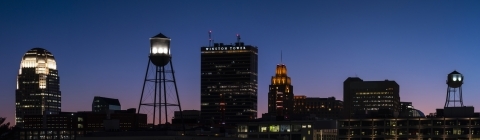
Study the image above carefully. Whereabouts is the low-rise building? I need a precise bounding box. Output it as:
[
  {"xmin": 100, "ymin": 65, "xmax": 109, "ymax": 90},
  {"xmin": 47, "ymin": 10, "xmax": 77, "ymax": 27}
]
[
  {"xmin": 92, "ymin": 96, "xmax": 121, "ymax": 113},
  {"xmin": 338, "ymin": 106, "xmax": 480, "ymax": 140},
  {"xmin": 293, "ymin": 96, "xmax": 343, "ymax": 120},
  {"xmin": 19, "ymin": 109, "xmax": 147, "ymax": 139},
  {"xmin": 236, "ymin": 120, "xmax": 337, "ymax": 140}
]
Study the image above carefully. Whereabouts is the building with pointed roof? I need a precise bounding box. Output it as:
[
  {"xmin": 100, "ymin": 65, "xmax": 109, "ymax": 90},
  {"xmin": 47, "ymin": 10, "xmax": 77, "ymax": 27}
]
[{"xmin": 267, "ymin": 64, "xmax": 294, "ymax": 119}]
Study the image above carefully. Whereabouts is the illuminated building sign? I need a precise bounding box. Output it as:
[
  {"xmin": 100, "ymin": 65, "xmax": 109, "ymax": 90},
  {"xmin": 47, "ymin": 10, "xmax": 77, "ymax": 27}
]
[{"xmin": 203, "ymin": 46, "xmax": 247, "ymax": 51}]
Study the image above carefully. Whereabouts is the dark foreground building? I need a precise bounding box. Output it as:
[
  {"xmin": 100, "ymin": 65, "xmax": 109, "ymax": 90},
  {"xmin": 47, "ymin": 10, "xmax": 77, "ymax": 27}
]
[
  {"xmin": 343, "ymin": 77, "xmax": 400, "ymax": 119},
  {"xmin": 236, "ymin": 120, "xmax": 337, "ymax": 140},
  {"xmin": 19, "ymin": 110, "xmax": 147, "ymax": 139},
  {"xmin": 200, "ymin": 41, "xmax": 258, "ymax": 125},
  {"xmin": 338, "ymin": 71, "xmax": 479, "ymax": 140},
  {"xmin": 293, "ymin": 96, "xmax": 343, "ymax": 120},
  {"xmin": 92, "ymin": 96, "xmax": 120, "ymax": 113},
  {"xmin": 338, "ymin": 106, "xmax": 480, "ymax": 140},
  {"xmin": 16, "ymin": 48, "xmax": 61, "ymax": 128}
]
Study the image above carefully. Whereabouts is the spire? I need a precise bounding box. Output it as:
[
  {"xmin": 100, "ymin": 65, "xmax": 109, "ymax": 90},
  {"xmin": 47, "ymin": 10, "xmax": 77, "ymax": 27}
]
[
  {"xmin": 236, "ymin": 34, "xmax": 241, "ymax": 43},
  {"xmin": 208, "ymin": 30, "xmax": 212, "ymax": 47},
  {"xmin": 281, "ymin": 50, "xmax": 283, "ymax": 64}
]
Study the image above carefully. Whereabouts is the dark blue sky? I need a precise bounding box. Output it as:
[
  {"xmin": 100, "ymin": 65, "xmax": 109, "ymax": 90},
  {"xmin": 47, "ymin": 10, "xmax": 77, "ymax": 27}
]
[{"xmin": 1, "ymin": 0, "xmax": 480, "ymax": 124}]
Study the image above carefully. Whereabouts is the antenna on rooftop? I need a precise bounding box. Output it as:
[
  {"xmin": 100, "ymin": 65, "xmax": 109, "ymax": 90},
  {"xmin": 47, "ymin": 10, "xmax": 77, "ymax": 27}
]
[
  {"xmin": 236, "ymin": 34, "xmax": 241, "ymax": 43},
  {"xmin": 281, "ymin": 50, "xmax": 283, "ymax": 63},
  {"xmin": 209, "ymin": 30, "xmax": 212, "ymax": 47}
]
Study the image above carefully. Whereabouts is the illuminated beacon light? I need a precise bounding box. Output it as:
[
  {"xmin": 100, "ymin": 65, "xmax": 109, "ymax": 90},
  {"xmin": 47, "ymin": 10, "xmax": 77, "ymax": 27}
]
[{"xmin": 152, "ymin": 46, "xmax": 169, "ymax": 54}]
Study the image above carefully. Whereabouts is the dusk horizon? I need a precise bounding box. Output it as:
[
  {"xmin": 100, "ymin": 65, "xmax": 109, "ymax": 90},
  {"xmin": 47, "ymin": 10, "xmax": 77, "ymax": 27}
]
[{"xmin": 2, "ymin": 0, "xmax": 480, "ymax": 126}]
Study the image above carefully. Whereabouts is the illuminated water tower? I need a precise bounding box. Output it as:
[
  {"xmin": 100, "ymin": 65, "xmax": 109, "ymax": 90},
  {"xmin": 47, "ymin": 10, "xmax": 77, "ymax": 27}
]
[
  {"xmin": 137, "ymin": 33, "xmax": 185, "ymax": 132},
  {"xmin": 444, "ymin": 70, "xmax": 464, "ymax": 107}
]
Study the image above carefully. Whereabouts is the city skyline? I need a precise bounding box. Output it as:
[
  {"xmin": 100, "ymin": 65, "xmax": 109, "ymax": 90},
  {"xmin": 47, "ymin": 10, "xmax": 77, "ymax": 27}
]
[{"xmin": 2, "ymin": 0, "xmax": 480, "ymax": 125}]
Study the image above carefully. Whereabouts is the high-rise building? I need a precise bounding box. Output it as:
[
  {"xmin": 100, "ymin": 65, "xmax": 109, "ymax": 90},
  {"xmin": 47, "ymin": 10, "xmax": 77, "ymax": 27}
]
[
  {"xmin": 15, "ymin": 48, "xmax": 61, "ymax": 127},
  {"xmin": 267, "ymin": 64, "xmax": 294, "ymax": 118},
  {"xmin": 343, "ymin": 77, "xmax": 400, "ymax": 118},
  {"xmin": 92, "ymin": 96, "xmax": 121, "ymax": 113},
  {"xmin": 200, "ymin": 42, "xmax": 258, "ymax": 125}
]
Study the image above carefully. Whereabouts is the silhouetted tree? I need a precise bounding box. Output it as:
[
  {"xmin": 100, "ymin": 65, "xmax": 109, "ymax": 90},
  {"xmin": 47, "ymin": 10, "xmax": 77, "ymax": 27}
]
[{"xmin": 0, "ymin": 117, "xmax": 13, "ymax": 140}]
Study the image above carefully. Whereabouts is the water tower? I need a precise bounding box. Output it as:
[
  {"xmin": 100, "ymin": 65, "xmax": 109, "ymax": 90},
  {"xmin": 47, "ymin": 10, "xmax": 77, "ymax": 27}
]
[
  {"xmin": 137, "ymin": 33, "xmax": 185, "ymax": 132},
  {"xmin": 444, "ymin": 70, "xmax": 464, "ymax": 107}
]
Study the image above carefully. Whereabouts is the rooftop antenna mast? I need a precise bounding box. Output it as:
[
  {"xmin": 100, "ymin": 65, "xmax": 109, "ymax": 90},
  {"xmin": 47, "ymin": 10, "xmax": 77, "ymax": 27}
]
[
  {"xmin": 236, "ymin": 34, "xmax": 241, "ymax": 43},
  {"xmin": 209, "ymin": 30, "xmax": 213, "ymax": 47},
  {"xmin": 281, "ymin": 50, "xmax": 283, "ymax": 64}
]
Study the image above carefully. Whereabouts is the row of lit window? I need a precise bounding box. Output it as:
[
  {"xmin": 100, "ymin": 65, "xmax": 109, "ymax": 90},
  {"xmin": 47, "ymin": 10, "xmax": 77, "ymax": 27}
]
[
  {"xmin": 202, "ymin": 102, "xmax": 251, "ymax": 106},
  {"xmin": 305, "ymin": 102, "xmax": 336, "ymax": 105},
  {"xmin": 202, "ymin": 71, "xmax": 255, "ymax": 75},
  {"xmin": 221, "ymin": 85, "xmax": 254, "ymax": 88},
  {"xmin": 28, "ymin": 93, "xmax": 61, "ymax": 97},
  {"xmin": 356, "ymin": 92, "xmax": 394, "ymax": 95},
  {"xmin": 47, "ymin": 124, "xmax": 68, "ymax": 126},
  {"xmin": 22, "ymin": 81, "xmax": 39, "ymax": 84},
  {"xmin": 362, "ymin": 100, "xmax": 393, "ymax": 103},
  {"xmin": 239, "ymin": 124, "xmax": 312, "ymax": 133},
  {"xmin": 201, "ymin": 50, "xmax": 254, "ymax": 53},
  {"xmin": 209, "ymin": 89, "xmax": 240, "ymax": 92},
  {"xmin": 363, "ymin": 104, "xmax": 394, "ymax": 107},
  {"xmin": 345, "ymin": 130, "xmax": 478, "ymax": 136},
  {"xmin": 305, "ymin": 108, "xmax": 332, "ymax": 111},
  {"xmin": 47, "ymin": 100, "xmax": 59, "ymax": 103},
  {"xmin": 354, "ymin": 96, "xmax": 394, "ymax": 99},
  {"xmin": 20, "ymin": 105, "xmax": 60, "ymax": 108}
]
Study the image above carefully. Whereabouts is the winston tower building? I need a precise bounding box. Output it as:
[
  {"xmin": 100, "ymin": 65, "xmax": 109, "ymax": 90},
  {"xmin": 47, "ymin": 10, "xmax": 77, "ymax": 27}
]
[
  {"xmin": 15, "ymin": 48, "xmax": 61, "ymax": 127},
  {"xmin": 200, "ymin": 40, "xmax": 258, "ymax": 125}
]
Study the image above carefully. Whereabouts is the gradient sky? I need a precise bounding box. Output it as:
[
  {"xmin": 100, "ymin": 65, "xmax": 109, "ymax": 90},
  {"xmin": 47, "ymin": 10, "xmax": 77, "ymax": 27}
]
[{"xmin": 1, "ymin": 0, "xmax": 480, "ymax": 125}]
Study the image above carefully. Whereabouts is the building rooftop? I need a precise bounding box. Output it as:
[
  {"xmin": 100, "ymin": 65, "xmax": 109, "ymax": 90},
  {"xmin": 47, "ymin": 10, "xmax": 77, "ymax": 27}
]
[
  {"xmin": 93, "ymin": 96, "xmax": 120, "ymax": 106},
  {"xmin": 449, "ymin": 70, "xmax": 461, "ymax": 75},
  {"xmin": 152, "ymin": 33, "xmax": 168, "ymax": 38}
]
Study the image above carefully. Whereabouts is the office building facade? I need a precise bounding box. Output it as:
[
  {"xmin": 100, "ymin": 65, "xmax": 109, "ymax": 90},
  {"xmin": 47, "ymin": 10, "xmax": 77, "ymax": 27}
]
[
  {"xmin": 293, "ymin": 95, "xmax": 306, "ymax": 115},
  {"xmin": 172, "ymin": 110, "xmax": 200, "ymax": 124},
  {"xmin": 237, "ymin": 120, "xmax": 337, "ymax": 140},
  {"xmin": 293, "ymin": 96, "xmax": 343, "ymax": 120},
  {"xmin": 16, "ymin": 48, "xmax": 61, "ymax": 127},
  {"xmin": 303, "ymin": 97, "xmax": 343, "ymax": 119},
  {"xmin": 338, "ymin": 106, "xmax": 480, "ymax": 140},
  {"xmin": 343, "ymin": 77, "xmax": 400, "ymax": 119},
  {"xmin": 92, "ymin": 96, "xmax": 121, "ymax": 113},
  {"xmin": 267, "ymin": 64, "xmax": 294, "ymax": 118},
  {"xmin": 21, "ymin": 110, "xmax": 147, "ymax": 139},
  {"xmin": 200, "ymin": 42, "xmax": 258, "ymax": 125}
]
